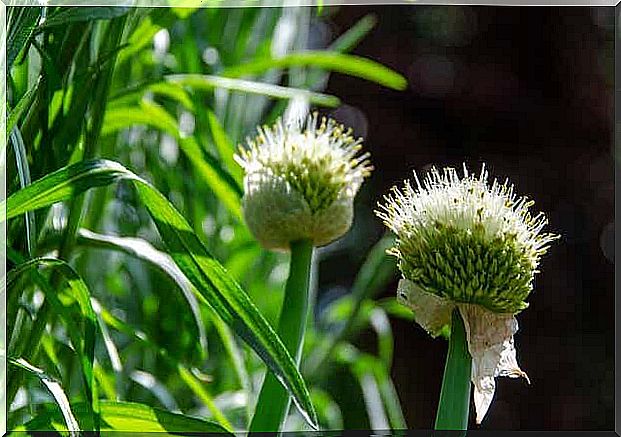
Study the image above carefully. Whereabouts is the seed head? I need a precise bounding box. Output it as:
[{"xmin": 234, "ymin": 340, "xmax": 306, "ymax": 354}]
[
  {"xmin": 377, "ymin": 164, "xmax": 560, "ymax": 423},
  {"xmin": 236, "ymin": 113, "xmax": 372, "ymax": 250},
  {"xmin": 376, "ymin": 164, "xmax": 558, "ymax": 313}
]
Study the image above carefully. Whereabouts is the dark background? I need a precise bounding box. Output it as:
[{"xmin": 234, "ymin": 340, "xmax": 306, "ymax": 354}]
[{"xmin": 319, "ymin": 6, "xmax": 615, "ymax": 430}]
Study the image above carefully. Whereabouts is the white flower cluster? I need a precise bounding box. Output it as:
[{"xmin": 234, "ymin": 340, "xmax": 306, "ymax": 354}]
[
  {"xmin": 235, "ymin": 113, "xmax": 372, "ymax": 250},
  {"xmin": 376, "ymin": 164, "xmax": 559, "ymax": 424},
  {"xmin": 377, "ymin": 164, "xmax": 557, "ymax": 272}
]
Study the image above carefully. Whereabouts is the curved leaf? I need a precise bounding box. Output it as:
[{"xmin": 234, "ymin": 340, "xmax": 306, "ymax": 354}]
[
  {"xmin": 102, "ymin": 100, "xmax": 244, "ymax": 221},
  {"xmin": 78, "ymin": 228, "xmax": 251, "ymax": 414},
  {"xmin": 77, "ymin": 228, "xmax": 208, "ymax": 358},
  {"xmin": 166, "ymin": 74, "xmax": 341, "ymax": 107},
  {"xmin": 9, "ymin": 127, "xmax": 36, "ymax": 255},
  {"xmin": 38, "ymin": 7, "xmax": 130, "ymax": 29},
  {"xmin": 2, "ymin": 159, "xmax": 318, "ymax": 429},
  {"xmin": 13, "ymin": 400, "xmax": 232, "ymax": 434},
  {"xmin": 222, "ymin": 51, "xmax": 408, "ymax": 91},
  {"xmin": 7, "ymin": 257, "xmax": 99, "ymax": 426},
  {"xmin": 9, "ymin": 358, "xmax": 80, "ymax": 434}
]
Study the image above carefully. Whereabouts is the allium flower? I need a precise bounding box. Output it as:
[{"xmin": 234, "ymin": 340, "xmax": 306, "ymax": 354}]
[
  {"xmin": 235, "ymin": 113, "xmax": 372, "ymax": 250},
  {"xmin": 376, "ymin": 164, "xmax": 559, "ymax": 423}
]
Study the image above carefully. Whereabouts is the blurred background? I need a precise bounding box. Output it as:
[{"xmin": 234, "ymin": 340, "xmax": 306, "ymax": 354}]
[
  {"xmin": 7, "ymin": 4, "xmax": 614, "ymax": 432},
  {"xmin": 319, "ymin": 5, "xmax": 615, "ymax": 430}
]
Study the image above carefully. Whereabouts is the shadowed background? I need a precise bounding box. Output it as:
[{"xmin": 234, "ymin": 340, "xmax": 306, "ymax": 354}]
[{"xmin": 319, "ymin": 5, "xmax": 614, "ymax": 430}]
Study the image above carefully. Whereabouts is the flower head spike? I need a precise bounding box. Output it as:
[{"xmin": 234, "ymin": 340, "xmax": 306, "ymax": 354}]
[
  {"xmin": 376, "ymin": 164, "xmax": 559, "ymax": 424},
  {"xmin": 235, "ymin": 113, "xmax": 372, "ymax": 250}
]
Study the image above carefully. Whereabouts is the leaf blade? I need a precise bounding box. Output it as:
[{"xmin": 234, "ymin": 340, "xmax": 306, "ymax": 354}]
[
  {"xmin": 9, "ymin": 358, "xmax": 80, "ymax": 433},
  {"xmin": 2, "ymin": 159, "xmax": 318, "ymax": 428},
  {"xmin": 222, "ymin": 51, "xmax": 408, "ymax": 91},
  {"xmin": 167, "ymin": 74, "xmax": 341, "ymax": 107},
  {"xmin": 13, "ymin": 400, "xmax": 232, "ymax": 433}
]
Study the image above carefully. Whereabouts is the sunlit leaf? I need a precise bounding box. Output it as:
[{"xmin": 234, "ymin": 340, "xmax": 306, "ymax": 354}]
[
  {"xmin": 13, "ymin": 400, "xmax": 232, "ymax": 434},
  {"xmin": 222, "ymin": 51, "xmax": 408, "ymax": 91},
  {"xmin": 2, "ymin": 159, "xmax": 318, "ymax": 429},
  {"xmin": 7, "ymin": 257, "xmax": 100, "ymax": 426},
  {"xmin": 9, "ymin": 358, "xmax": 80, "ymax": 434},
  {"xmin": 38, "ymin": 7, "xmax": 130, "ymax": 29},
  {"xmin": 78, "ymin": 228, "xmax": 208, "ymax": 358},
  {"xmin": 167, "ymin": 74, "xmax": 341, "ymax": 107},
  {"xmin": 7, "ymin": 7, "xmax": 41, "ymax": 68}
]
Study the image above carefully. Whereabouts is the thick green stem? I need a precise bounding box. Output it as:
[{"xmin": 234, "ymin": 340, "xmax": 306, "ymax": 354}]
[
  {"xmin": 435, "ymin": 308, "xmax": 472, "ymax": 431},
  {"xmin": 249, "ymin": 239, "xmax": 313, "ymax": 432}
]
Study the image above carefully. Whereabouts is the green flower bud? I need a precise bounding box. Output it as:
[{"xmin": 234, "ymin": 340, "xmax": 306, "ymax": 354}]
[{"xmin": 236, "ymin": 113, "xmax": 372, "ymax": 250}]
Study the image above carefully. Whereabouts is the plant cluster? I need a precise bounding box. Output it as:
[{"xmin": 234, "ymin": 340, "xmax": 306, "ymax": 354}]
[{"xmin": 4, "ymin": 5, "xmax": 557, "ymax": 434}]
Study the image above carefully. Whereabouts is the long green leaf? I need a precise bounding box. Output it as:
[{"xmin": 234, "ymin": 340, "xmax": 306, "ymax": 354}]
[
  {"xmin": 7, "ymin": 7, "xmax": 41, "ymax": 68},
  {"xmin": 1, "ymin": 159, "xmax": 130, "ymax": 222},
  {"xmin": 9, "ymin": 127, "xmax": 36, "ymax": 255},
  {"xmin": 222, "ymin": 51, "xmax": 408, "ymax": 91},
  {"xmin": 80, "ymin": 230, "xmax": 250, "ymax": 424},
  {"xmin": 9, "ymin": 358, "xmax": 80, "ymax": 434},
  {"xmin": 177, "ymin": 365, "xmax": 233, "ymax": 431},
  {"xmin": 12, "ymin": 400, "xmax": 231, "ymax": 433},
  {"xmin": 206, "ymin": 109, "xmax": 243, "ymax": 185},
  {"xmin": 166, "ymin": 74, "xmax": 341, "ymax": 107},
  {"xmin": 77, "ymin": 228, "xmax": 208, "ymax": 358},
  {"xmin": 102, "ymin": 101, "xmax": 243, "ymax": 221},
  {"xmin": 7, "ymin": 257, "xmax": 100, "ymax": 426},
  {"xmin": 2, "ymin": 159, "xmax": 318, "ymax": 428},
  {"xmin": 38, "ymin": 7, "xmax": 130, "ymax": 29},
  {"xmin": 7, "ymin": 84, "xmax": 38, "ymax": 134},
  {"xmin": 329, "ymin": 14, "xmax": 377, "ymax": 53}
]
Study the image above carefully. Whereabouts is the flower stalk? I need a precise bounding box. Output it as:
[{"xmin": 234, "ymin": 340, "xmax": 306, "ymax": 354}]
[
  {"xmin": 238, "ymin": 114, "xmax": 371, "ymax": 431},
  {"xmin": 435, "ymin": 308, "xmax": 472, "ymax": 430},
  {"xmin": 250, "ymin": 239, "xmax": 314, "ymax": 432}
]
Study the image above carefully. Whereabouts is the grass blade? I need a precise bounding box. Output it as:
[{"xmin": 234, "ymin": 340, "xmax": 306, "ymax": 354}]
[
  {"xmin": 12, "ymin": 400, "xmax": 232, "ymax": 433},
  {"xmin": 222, "ymin": 51, "xmax": 408, "ymax": 91},
  {"xmin": 2, "ymin": 159, "xmax": 318, "ymax": 429},
  {"xmin": 9, "ymin": 358, "xmax": 80, "ymax": 434},
  {"xmin": 77, "ymin": 228, "xmax": 208, "ymax": 358},
  {"xmin": 1, "ymin": 159, "xmax": 130, "ymax": 222},
  {"xmin": 9, "ymin": 127, "xmax": 36, "ymax": 256},
  {"xmin": 206, "ymin": 109, "xmax": 243, "ymax": 186},
  {"xmin": 7, "ymin": 7, "xmax": 41, "ymax": 68},
  {"xmin": 102, "ymin": 101, "xmax": 243, "ymax": 221},
  {"xmin": 7, "ymin": 257, "xmax": 100, "ymax": 427},
  {"xmin": 329, "ymin": 14, "xmax": 377, "ymax": 52},
  {"xmin": 177, "ymin": 365, "xmax": 234, "ymax": 431},
  {"xmin": 79, "ymin": 230, "xmax": 250, "ymax": 423},
  {"xmin": 38, "ymin": 7, "xmax": 130, "ymax": 29},
  {"xmin": 166, "ymin": 74, "xmax": 341, "ymax": 107},
  {"xmin": 7, "ymin": 84, "xmax": 38, "ymax": 134}
]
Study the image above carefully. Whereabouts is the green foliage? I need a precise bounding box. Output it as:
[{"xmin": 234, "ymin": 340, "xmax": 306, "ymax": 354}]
[
  {"xmin": 12, "ymin": 400, "xmax": 232, "ymax": 433},
  {"xmin": 6, "ymin": 5, "xmax": 409, "ymax": 433}
]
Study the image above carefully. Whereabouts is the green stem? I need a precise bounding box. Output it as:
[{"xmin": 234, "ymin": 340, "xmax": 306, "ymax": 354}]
[
  {"xmin": 434, "ymin": 308, "xmax": 472, "ymax": 431},
  {"xmin": 249, "ymin": 239, "xmax": 314, "ymax": 432}
]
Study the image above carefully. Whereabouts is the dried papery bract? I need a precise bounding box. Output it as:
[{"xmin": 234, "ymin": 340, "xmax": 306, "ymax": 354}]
[
  {"xmin": 377, "ymin": 164, "xmax": 559, "ymax": 425},
  {"xmin": 236, "ymin": 113, "xmax": 372, "ymax": 251}
]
